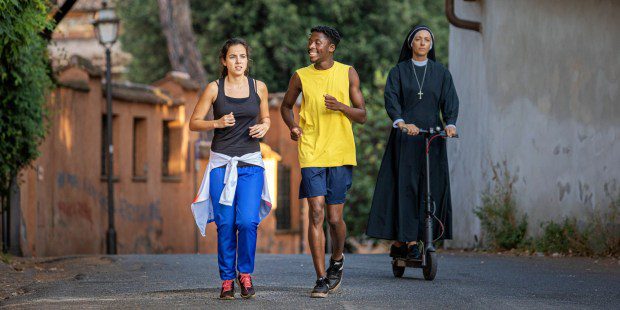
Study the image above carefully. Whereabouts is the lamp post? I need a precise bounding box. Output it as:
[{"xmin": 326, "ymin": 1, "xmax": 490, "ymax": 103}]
[{"xmin": 93, "ymin": 0, "xmax": 119, "ymax": 255}]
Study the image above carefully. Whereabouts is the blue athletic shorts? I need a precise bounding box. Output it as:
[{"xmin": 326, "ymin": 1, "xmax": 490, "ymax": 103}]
[{"xmin": 299, "ymin": 166, "xmax": 353, "ymax": 205}]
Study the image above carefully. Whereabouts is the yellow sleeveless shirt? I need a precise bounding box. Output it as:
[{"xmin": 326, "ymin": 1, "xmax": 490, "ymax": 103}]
[{"xmin": 296, "ymin": 61, "xmax": 356, "ymax": 168}]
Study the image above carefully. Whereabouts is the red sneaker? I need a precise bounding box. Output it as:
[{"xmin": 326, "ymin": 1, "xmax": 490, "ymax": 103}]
[
  {"xmin": 219, "ymin": 279, "xmax": 235, "ymax": 300},
  {"xmin": 236, "ymin": 273, "xmax": 255, "ymax": 299}
]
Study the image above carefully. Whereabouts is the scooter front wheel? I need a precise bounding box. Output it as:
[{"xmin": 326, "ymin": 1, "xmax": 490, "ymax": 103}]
[
  {"xmin": 392, "ymin": 261, "xmax": 405, "ymax": 278},
  {"xmin": 423, "ymin": 252, "xmax": 437, "ymax": 280}
]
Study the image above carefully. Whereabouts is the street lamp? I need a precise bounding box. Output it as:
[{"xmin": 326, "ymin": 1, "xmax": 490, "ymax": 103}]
[{"xmin": 93, "ymin": 0, "xmax": 119, "ymax": 255}]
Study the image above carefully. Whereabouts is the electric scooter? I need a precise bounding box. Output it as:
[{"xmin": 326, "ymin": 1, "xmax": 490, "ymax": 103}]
[{"xmin": 391, "ymin": 126, "xmax": 458, "ymax": 280}]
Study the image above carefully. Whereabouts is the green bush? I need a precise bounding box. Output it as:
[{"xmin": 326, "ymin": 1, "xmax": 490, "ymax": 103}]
[
  {"xmin": 0, "ymin": 252, "xmax": 11, "ymax": 264},
  {"xmin": 536, "ymin": 219, "xmax": 583, "ymax": 254},
  {"xmin": 474, "ymin": 161, "xmax": 528, "ymax": 250},
  {"xmin": 0, "ymin": 1, "xmax": 54, "ymax": 206},
  {"xmin": 587, "ymin": 195, "xmax": 620, "ymax": 256},
  {"xmin": 536, "ymin": 196, "xmax": 619, "ymax": 257}
]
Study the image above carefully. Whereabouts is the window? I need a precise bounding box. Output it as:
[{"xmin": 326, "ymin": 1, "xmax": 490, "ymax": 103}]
[
  {"xmin": 276, "ymin": 164, "xmax": 291, "ymax": 230},
  {"xmin": 133, "ymin": 118, "xmax": 147, "ymax": 180},
  {"xmin": 162, "ymin": 120, "xmax": 182, "ymax": 179},
  {"xmin": 162, "ymin": 120, "xmax": 171, "ymax": 176}
]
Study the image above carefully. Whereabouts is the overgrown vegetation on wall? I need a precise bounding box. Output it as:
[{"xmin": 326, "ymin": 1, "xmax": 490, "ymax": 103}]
[
  {"xmin": 474, "ymin": 161, "xmax": 528, "ymax": 250},
  {"xmin": 536, "ymin": 197, "xmax": 619, "ymax": 256},
  {"xmin": 475, "ymin": 161, "xmax": 620, "ymax": 257}
]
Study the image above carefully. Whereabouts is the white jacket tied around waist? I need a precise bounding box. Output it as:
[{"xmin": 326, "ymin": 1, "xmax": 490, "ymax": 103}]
[{"xmin": 191, "ymin": 150, "xmax": 272, "ymax": 236}]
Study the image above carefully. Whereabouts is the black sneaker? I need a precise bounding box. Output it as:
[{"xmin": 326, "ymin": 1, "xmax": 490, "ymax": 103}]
[
  {"xmin": 390, "ymin": 244, "xmax": 408, "ymax": 258},
  {"xmin": 326, "ymin": 254, "xmax": 344, "ymax": 292},
  {"xmin": 407, "ymin": 243, "xmax": 421, "ymax": 260},
  {"xmin": 310, "ymin": 277, "xmax": 330, "ymax": 298}
]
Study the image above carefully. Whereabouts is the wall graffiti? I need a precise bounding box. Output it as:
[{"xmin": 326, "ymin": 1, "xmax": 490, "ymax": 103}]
[
  {"xmin": 57, "ymin": 201, "xmax": 93, "ymax": 224},
  {"xmin": 118, "ymin": 198, "xmax": 162, "ymax": 222},
  {"xmin": 55, "ymin": 171, "xmax": 168, "ymax": 252},
  {"xmin": 56, "ymin": 172, "xmax": 162, "ymax": 223}
]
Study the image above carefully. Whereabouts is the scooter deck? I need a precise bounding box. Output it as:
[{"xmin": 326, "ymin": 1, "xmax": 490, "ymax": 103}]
[{"xmin": 393, "ymin": 257, "xmax": 424, "ymax": 268}]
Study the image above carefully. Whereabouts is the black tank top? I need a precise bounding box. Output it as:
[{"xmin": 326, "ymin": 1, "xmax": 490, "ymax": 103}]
[{"xmin": 211, "ymin": 77, "xmax": 261, "ymax": 164}]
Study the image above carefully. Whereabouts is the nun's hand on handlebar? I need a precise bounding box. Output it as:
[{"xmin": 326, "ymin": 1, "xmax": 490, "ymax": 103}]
[
  {"xmin": 397, "ymin": 122, "xmax": 419, "ymax": 136},
  {"xmin": 445, "ymin": 126, "xmax": 457, "ymax": 137}
]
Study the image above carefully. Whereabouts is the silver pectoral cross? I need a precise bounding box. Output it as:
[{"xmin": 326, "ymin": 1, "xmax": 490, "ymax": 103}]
[{"xmin": 417, "ymin": 90, "xmax": 423, "ymax": 100}]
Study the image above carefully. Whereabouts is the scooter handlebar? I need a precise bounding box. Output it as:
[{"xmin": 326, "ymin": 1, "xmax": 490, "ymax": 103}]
[{"xmin": 400, "ymin": 126, "xmax": 459, "ymax": 138}]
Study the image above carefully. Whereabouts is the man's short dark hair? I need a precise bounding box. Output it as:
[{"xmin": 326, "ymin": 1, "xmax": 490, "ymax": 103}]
[{"xmin": 311, "ymin": 25, "xmax": 341, "ymax": 47}]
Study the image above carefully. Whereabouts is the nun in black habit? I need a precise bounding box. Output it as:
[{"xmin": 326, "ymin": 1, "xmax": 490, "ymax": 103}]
[{"xmin": 365, "ymin": 25, "xmax": 459, "ymax": 259}]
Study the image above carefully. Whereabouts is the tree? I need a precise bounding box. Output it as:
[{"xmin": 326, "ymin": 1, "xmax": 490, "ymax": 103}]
[
  {"xmin": 0, "ymin": 0, "xmax": 54, "ymax": 252},
  {"xmin": 41, "ymin": 0, "xmax": 79, "ymax": 40},
  {"xmin": 117, "ymin": 0, "xmax": 171, "ymax": 84},
  {"xmin": 157, "ymin": 0, "xmax": 207, "ymax": 86}
]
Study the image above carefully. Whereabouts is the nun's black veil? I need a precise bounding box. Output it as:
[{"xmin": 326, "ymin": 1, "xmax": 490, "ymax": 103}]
[{"xmin": 397, "ymin": 25, "xmax": 436, "ymax": 63}]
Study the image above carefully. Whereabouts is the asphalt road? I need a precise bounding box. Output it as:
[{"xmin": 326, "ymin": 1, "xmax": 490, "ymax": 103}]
[{"xmin": 2, "ymin": 252, "xmax": 619, "ymax": 309}]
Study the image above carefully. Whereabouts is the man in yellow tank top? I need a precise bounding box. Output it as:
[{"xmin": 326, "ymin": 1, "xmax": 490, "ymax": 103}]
[{"xmin": 280, "ymin": 26, "xmax": 367, "ymax": 298}]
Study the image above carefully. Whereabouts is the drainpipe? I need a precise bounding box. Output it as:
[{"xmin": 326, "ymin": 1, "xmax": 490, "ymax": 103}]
[
  {"xmin": 9, "ymin": 177, "xmax": 21, "ymax": 256},
  {"xmin": 193, "ymin": 140, "xmax": 198, "ymax": 253},
  {"xmin": 445, "ymin": 0, "xmax": 481, "ymax": 32},
  {"xmin": 1, "ymin": 194, "xmax": 8, "ymax": 254}
]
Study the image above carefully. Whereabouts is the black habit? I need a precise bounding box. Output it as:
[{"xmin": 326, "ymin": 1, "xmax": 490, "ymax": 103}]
[{"xmin": 365, "ymin": 59, "xmax": 459, "ymax": 242}]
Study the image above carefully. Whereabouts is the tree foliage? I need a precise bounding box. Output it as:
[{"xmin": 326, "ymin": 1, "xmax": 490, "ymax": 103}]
[
  {"xmin": 117, "ymin": 0, "xmax": 172, "ymax": 84},
  {"xmin": 0, "ymin": 0, "xmax": 54, "ymax": 202},
  {"xmin": 120, "ymin": 0, "xmax": 448, "ymax": 89},
  {"xmin": 119, "ymin": 0, "xmax": 449, "ymax": 237}
]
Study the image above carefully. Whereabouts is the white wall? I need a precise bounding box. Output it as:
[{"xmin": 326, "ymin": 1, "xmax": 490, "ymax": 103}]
[{"xmin": 447, "ymin": 0, "xmax": 620, "ymax": 248}]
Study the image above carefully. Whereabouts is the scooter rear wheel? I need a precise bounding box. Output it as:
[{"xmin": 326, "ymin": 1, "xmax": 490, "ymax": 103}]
[
  {"xmin": 392, "ymin": 262, "xmax": 405, "ymax": 278},
  {"xmin": 423, "ymin": 252, "xmax": 437, "ymax": 280}
]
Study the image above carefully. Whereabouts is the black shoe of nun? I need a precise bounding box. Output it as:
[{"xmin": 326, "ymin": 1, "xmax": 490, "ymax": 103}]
[
  {"xmin": 389, "ymin": 244, "xmax": 408, "ymax": 258},
  {"xmin": 406, "ymin": 243, "xmax": 422, "ymax": 260}
]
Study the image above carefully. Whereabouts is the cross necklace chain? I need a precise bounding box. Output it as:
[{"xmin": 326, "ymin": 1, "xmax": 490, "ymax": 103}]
[{"xmin": 412, "ymin": 61, "xmax": 427, "ymax": 100}]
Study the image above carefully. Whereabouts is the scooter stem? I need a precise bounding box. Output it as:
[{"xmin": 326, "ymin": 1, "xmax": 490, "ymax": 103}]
[{"xmin": 424, "ymin": 133, "xmax": 436, "ymax": 254}]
